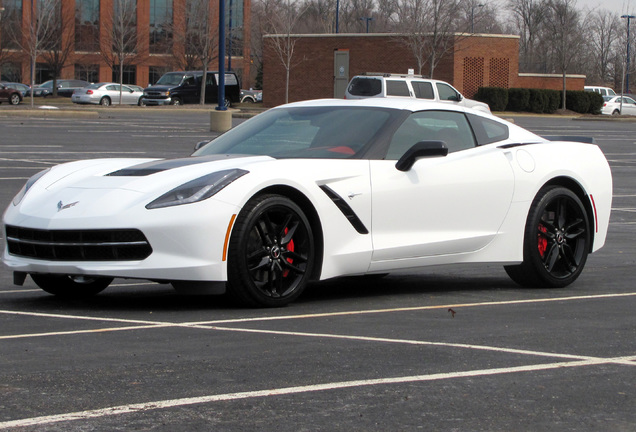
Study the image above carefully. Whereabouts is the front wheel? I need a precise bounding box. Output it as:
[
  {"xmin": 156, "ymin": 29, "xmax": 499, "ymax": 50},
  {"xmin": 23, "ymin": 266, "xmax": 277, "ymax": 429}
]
[
  {"xmin": 31, "ymin": 274, "xmax": 112, "ymax": 298},
  {"xmin": 226, "ymin": 194, "xmax": 315, "ymax": 307},
  {"xmin": 505, "ymin": 186, "xmax": 590, "ymax": 288},
  {"xmin": 171, "ymin": 97, "xmax": 182, "ymax": 106},
  {"xmin": 10, "ymin": 94, "xmax": 21, "ymax": 105}
]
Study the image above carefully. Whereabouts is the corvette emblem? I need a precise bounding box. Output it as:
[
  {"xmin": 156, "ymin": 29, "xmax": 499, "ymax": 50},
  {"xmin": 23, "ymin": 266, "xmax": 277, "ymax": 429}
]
[{"xmin": 57, "ymin": 201, "xmax": 79, "ymax": 212}]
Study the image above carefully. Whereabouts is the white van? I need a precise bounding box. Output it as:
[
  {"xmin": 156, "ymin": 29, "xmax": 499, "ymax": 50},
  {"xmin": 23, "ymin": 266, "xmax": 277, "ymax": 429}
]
[
  {"xmin": 584, "ymin": 86, "xmax": 616, "ymax": 97},
  {"xmin": 345, "ymin": 73, "xmax": 491, "ymax": 113}
]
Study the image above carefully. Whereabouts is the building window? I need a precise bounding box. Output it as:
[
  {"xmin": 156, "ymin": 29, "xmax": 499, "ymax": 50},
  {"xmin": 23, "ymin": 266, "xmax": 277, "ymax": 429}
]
[
  {"xmin": 75, "ymin": 0, "xmax": 100, "ymax": 52},
  {"xmin": 1, "ymin": 63, "xmax": 22, "ymax": 82},
  {"xmin": 36, "ymin": 64, "xmax": 54, "ymax": 84},
  {"xmin": 226, "ymin": 0, "xmax": 243, "ymax": 57},
  {"xmin": 75, "ymin": 64, "xmax": 99, "ymax": 82},
  {"xmin": 1, "ymin": 0, "xmax": 22, "ymax": 49},
  {"xmin": 148, "ymin": 66, "xmax": 170, "ymax": 85},
  {"xmin": 150, "ymin": 0, "xmax": 173, "ymax": 54},
  {"xmin": 112, "ymin": 65, "xmax": 137, "ymax": 84}
]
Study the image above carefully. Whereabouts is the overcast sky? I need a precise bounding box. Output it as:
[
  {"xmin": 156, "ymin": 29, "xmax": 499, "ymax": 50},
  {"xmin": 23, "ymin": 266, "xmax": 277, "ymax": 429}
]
[{"xmin": 577, "ymin": 0, "xmax": 635, "ymax": 15}]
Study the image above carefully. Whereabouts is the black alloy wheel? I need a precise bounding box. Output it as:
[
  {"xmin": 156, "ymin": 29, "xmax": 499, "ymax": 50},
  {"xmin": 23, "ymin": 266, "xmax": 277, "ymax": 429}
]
[
  {"xmin": 505, "ymin": 186, "xmax": 590, "ymax": 288},
  {"xmin": 227, "ymin": 194, "xmax": 314, "ymax": 307},
  {"xmin": 30, "ymin": 274, "xmax": 113, "ymax": 298}
]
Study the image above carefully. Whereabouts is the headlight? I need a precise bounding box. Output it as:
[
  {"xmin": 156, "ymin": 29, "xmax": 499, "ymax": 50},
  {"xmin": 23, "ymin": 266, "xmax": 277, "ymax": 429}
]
[
  {"xmin": 146, "ymin": 169, "xmax": 248, "ymax": 209},
  {"xmin": 13, "ymin": 168, "xmax": 50, "ymax": 206}
]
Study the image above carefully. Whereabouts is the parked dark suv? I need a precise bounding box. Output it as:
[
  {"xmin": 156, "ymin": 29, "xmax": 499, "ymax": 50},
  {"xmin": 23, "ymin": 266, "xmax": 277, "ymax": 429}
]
[
  {"xmin": 0, "ymin": 83, "xmax": 22, "ymax": 105},
  {"xmin": 142, "ymin": 71, "xmax": 240, "ymax": 107},
  {"xmin": 27, "ymin": 79, "xmax": 90, "ymax": 97}
]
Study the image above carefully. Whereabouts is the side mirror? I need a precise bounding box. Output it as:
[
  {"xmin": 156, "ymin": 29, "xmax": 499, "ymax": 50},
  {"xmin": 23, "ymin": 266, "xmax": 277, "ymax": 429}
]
[
  {"xmin": 194, "ymin": 140, "xmax": 211, "ymax": 152},
  {"xmin": 395, "ymin": 141, "xmax": 448, "ymax": 172}
]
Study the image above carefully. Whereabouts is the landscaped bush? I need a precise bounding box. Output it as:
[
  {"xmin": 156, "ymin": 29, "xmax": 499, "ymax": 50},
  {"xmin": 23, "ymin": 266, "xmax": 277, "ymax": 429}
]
[
  {"xmin": 565, "ymin": 90, "xmax": 590, "ymax": 113},
  {"xmin": 473, "ymin": 87, "xmax": 508, "ymax": 112},
  {"xmin": 544, "ymin": 90, "xmax": 561, "ymax": 113},
  {"xmin": 528, "ymin": 89, "xmax": 548, "ymax": 113},
  {"xmin": 506, "ymin": 88, "xmax": 530, "ymax": 111},
  {"xmin": 586, "ymin": 91, "xmax": 604, "ymax": 114}
]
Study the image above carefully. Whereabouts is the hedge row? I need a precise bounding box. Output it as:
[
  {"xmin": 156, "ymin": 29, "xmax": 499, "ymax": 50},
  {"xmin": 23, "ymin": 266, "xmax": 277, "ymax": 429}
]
[{"xmin": 473, "ymin": 87, "xmax": 604, "ymax": 114}]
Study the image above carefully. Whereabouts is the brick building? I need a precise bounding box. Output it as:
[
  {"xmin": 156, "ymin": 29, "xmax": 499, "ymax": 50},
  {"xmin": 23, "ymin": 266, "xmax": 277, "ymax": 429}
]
[
  {"xmin": 0, "ymin": 0, "xmax": 251, "ymax": 88},
  {"xmin": 262, "ymin": 33, "xmax": 585, "ymax": 107}
]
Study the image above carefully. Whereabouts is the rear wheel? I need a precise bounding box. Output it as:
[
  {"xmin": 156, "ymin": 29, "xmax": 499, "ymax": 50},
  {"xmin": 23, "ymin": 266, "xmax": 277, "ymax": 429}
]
[
  {"xmin": 99, "ymin": 97, "xmax": 111, "ymax": 106},
  {"xmin": 612, "ymin": 109, "xmax": 620, "ymax": 116},
  {"xmin": 505, "ymin": 186, "xmax": 590, "ymax": 288},
  {"xmin": 31, "ymin": 274, "xmax": 112, "ymax": 298},
  {"xmin": 226, "ymin": 194, "xmax": 315, "ymax": 307}
]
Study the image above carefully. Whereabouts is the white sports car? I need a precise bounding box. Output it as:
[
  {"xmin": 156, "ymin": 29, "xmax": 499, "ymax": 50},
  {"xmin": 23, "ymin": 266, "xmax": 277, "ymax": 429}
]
[{"xmin": 2, "ymin": 99, "xmax": 612, "ymax": 307}]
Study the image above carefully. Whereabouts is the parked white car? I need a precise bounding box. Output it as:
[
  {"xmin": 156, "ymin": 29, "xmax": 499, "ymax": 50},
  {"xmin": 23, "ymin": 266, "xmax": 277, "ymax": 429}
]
[
  {"xmin": 345, "ymin": 73, "xmax": 491, "ymax": 113},
  {"xmin": 71, "ymin": 83, "xmax": 144, "ymax": 106},
  {"xmin": 601, "ymin": 95, "xmax": 636, "ymax": 116}
]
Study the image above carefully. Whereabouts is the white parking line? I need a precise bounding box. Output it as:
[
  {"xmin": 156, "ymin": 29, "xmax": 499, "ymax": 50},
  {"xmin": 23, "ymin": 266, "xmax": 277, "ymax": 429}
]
[{"xmin": 0, "ymin": 356, "xmax": 634, "ymax": 430}]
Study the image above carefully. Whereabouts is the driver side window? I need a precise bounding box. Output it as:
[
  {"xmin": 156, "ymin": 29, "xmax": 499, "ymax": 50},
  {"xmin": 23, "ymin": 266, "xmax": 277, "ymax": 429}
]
[{"xmin": 386, "ymin": 111, "xmax": 477, "ymax": 160}]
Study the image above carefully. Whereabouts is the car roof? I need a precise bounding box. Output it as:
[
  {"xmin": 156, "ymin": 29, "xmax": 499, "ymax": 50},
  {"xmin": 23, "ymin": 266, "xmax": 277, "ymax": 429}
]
[{"xmin": 281, "ymin": 97, "xmax": 479, "ymax": 114}]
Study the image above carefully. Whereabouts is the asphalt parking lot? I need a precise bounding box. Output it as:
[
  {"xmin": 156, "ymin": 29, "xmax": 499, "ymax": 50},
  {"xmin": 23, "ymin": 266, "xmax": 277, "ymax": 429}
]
[{"xmin": 0, "ymin": 109, "xmax": 634, "ymax": 431}]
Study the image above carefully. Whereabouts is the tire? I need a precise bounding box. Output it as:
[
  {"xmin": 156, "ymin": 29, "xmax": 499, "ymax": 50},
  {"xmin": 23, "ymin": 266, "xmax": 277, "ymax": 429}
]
[
  {"xmin": 226, "ymin": 194, "xmax": 315, "ymax": 307},
  {"xmin": 31, "ymin": 274, "xmax": 112, "ymax": 298},
  {"xmin": 138, "ymin": 97, "xmax": 145, "ymax": 106},
  {"xmin": 224, "ymin": 97, "xmax": 232, "ymax": 108},
  {"xmin": 171, "ymin": 97, "xmax": 182, "ymax": 106},
  {"xmin": 100, "ymin": 97, "xmax": 111, "ymax": 106},
  {"xmin": 242, "ymin": 97, "xmax": 254, "ymax": 103},
  {"xmin": 505, "ymin": 186, "xmax": 590, "ymax": 288},
  {"xmin": 612, "ymin": 109, "xmax": 620, "ymax": 116},
  {"xmin": 10, "ymin": 94, "xmax": 21, "ymax": 105}
]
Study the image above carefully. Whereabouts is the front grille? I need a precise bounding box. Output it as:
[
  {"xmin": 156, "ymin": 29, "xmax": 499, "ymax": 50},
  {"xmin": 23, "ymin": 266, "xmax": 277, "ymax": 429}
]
[{"xmin": 5, "ymin": 225, "xmax": 152, "ymax": 261}]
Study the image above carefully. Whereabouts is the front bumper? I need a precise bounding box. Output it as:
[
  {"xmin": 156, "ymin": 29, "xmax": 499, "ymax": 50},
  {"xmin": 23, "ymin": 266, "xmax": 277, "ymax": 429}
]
[
  {"xmin": 3, "ymin": 198, "xmax": 240, "ymax": 283},
  {"xmin": 141, "ymin": 97, "xmax": 172, "ymax": 106}
]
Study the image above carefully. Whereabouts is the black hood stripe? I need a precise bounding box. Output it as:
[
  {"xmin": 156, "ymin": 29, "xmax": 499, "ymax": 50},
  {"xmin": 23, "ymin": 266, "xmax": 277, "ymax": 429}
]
[{"xmin": 106, "ymin": 155, "xmax": 251, "ymax": 177}]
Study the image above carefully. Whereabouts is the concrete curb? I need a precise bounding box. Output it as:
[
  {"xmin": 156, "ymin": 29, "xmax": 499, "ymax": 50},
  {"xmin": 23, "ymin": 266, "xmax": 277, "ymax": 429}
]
[{"xmin": 0, "ymin": 108, "xmax": 99, "ymax": 118}]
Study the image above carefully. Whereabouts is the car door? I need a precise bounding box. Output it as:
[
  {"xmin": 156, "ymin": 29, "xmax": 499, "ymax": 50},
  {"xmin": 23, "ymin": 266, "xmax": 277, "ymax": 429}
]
[
  {"xmin": 622, "ymin": 97, "xmax": 636, "ymax": 115},
  {"xmin": 368, "ymin": 110, "xmax": 514, "ymax": 271},
  {"xmin": 435, "ymin": 82, "xmax": 463, "ymax": 106}
]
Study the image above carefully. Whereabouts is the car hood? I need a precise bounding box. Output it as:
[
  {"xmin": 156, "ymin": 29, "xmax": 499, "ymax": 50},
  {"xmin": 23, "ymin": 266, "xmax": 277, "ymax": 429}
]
[{"xmin": 14, "ymin": 155, "xmax": 272, "ymax": 219}]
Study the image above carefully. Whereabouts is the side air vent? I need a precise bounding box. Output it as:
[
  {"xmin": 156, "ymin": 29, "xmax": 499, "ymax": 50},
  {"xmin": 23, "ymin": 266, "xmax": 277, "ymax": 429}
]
[{"xmin": 319, "ymin": 185, "xmax": 369, "ymax": 234}]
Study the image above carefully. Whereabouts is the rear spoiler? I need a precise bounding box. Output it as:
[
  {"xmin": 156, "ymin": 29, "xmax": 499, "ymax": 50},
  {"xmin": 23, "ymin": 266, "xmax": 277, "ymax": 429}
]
[{"xmin": 541, "ymin": 135, "xmax": 595, "ymax": 144}]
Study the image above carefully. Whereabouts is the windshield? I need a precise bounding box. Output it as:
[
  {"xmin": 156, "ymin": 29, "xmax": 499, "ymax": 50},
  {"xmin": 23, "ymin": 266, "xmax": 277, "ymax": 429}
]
[
  {"xmin": 194, "ymin": 106, "xmax": 399, "ymax": 159},
  {"xmin": 155, "ymin": 73, "xmax": 189, "ymax": 86}
]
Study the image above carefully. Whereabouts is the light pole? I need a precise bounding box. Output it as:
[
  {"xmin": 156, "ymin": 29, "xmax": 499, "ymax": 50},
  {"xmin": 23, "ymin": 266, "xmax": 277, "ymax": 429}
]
[
  {"xmin": 335, "ymin": 0, "xmax": 339, "ymax": 33},
  {"xmin": 360, "ymin": 16, "xmax": 373, "ymax": 33},
  {"xmin": 471, "ymin": 2, "xmax": 483, "ymax": 33},
  {"xmin": 621, "ymin": 14, "xmax": 635, "ymax": 94}
]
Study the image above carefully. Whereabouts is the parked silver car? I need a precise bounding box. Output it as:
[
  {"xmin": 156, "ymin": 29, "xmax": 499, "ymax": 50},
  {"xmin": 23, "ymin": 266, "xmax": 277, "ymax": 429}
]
[
  {"xmin": 71, "ymin": 83, "xmax": 144, "ymax": 106},
  {"xmin": 601, "ymin": 95, "xmax": 636, "ymax": 116}
]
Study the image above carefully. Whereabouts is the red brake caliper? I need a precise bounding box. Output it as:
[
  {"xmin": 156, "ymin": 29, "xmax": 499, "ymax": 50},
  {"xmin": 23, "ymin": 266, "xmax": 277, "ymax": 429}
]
[
  {"xmin": 283, "ymin": 227, "xmax": 294, "ymax": 277},
  {"xmin": 537, "ymin": 224, "xmax": 548, "ymax": 257}
]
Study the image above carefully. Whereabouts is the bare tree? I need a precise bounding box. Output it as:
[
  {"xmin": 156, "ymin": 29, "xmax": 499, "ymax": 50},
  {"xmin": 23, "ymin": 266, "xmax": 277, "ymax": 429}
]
[
  {"xmin": 543, "ymin": 0, "xmax": 584, "ymax": 109},
  {"xmin": 262, "ymin": 0, "xmax": 307, "ymax": 103},
  {"xmin": 586, "ymin": 10, "xmax": 620, "ymax": 84},
  {"xmin": 394, "ymin": 0, "xmax": 460, "ymax": 77},
  {"xmin": 507, "ymin": 0, "xmax": 547, "ymax": 72},
  {"xmin": 101, "ymin": 0, "xmax": 139, "ymax": 104},
  {"xmin": 4, "ymin": 0, "xmax": 63, "ymax": 106},
  {"xmin": 40, "ymin": 0, "xmax": 76, "ymax": 97}
]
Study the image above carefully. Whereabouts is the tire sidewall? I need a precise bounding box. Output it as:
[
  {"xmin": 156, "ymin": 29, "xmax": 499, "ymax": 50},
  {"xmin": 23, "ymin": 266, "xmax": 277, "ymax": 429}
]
[
  {"xmin": 227, "ymin": 194, "xmax": 314, "ymax": 307},
  {"xmin": 524, "ymin": 186, "xmax": 590, "ymax": 287}
]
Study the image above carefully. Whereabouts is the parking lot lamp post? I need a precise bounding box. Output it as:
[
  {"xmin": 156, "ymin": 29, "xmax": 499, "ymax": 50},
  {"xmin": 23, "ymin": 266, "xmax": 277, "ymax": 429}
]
[
  {"xmin": 360, "ymin": 16, "xmax": 373, "ymax": 33},
  {"xmin": 621, "ymin": 14, "xmax": 635, "ymax": 94},
  {"xmin": 471, "ymin": 2, "xmax": 484, "ymax": 33}
]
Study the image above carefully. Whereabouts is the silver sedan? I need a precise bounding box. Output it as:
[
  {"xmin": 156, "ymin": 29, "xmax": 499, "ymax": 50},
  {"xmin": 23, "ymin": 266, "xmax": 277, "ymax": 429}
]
[{"xmin": 71, "ymin": 83, "xmax": 144, "ymax": 106}]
